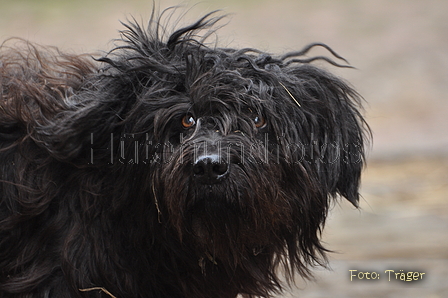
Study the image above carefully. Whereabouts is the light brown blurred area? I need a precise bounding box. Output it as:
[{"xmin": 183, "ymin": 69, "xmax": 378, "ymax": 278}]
[{"xmin": 1, "ymin": 0, "xmax": 447, "ymax": 297}]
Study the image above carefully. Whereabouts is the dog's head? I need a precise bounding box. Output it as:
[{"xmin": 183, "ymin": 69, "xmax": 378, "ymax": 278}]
[{"xmin": 30, "ymin": 9, "xmax": 369, "ymax": 296}]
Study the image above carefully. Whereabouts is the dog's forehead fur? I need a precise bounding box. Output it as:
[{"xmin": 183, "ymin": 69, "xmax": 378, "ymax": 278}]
[{"xmin": 100, "ymin": 13, "xmax": 320, "ymax": 123}]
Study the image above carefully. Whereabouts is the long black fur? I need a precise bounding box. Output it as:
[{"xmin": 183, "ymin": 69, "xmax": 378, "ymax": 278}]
[{"xmin": 0, "ymin": 9, "xmax": 369, "ymax": 298}]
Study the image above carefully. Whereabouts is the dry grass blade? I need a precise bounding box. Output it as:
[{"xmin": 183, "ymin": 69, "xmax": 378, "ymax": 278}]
[
  {"xmin": 79, "ymin": 287, "xmax": 117, "ymax": 298},
  {"xmin": 279, "ymin": 82, "xmax": 301, "ymax": 107}
]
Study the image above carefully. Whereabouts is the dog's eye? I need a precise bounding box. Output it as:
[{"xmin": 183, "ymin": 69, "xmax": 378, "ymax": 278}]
[
  {"xmin": 181, "ymin": 114, "xmax": 196, "ymax": 128},
  {"xmin": 253, "ymin": 115, "xmax": 266, "ymax": 128}
]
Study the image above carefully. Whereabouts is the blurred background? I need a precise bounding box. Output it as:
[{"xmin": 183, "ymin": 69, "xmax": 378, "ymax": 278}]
[{"xmin": 1, "ymin": 0, "xmax": 447, "ymax": 297}]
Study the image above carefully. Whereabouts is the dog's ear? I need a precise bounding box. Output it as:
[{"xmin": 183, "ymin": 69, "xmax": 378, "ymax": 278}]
[{"xmin": 278, "ymin": 63, "xmax": 369, "ymax": 207}]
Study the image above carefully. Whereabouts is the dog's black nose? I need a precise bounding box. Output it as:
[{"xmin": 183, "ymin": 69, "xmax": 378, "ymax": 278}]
[{"xmin": 193, "ymin": 155, "xmax": 229, "ymax": 184}]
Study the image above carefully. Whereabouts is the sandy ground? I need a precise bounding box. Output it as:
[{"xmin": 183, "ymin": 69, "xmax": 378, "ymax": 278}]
[{"xmin": 1, "ymin": 0, "xmax": 447, "ymax": 297}]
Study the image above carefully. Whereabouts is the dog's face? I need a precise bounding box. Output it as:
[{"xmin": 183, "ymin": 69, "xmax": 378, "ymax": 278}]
[{"xmin": 83, "ymin": 13, "xmax": 368, "ymax": 281}]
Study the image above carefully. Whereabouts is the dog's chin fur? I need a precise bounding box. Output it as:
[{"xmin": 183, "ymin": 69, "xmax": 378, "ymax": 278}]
[{"xmin": 0, "ymin": 8, "xmax": 370, "ymax": 298}]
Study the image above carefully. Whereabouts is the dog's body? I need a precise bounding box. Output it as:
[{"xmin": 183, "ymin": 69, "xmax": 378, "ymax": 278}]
[{"xmin": 0, "ymin": 10, "xmax": 369, "ymax": 298}]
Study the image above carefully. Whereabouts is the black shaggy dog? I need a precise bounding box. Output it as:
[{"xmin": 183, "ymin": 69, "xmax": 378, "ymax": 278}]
[{"xmin": 0, "ymin": 8, "xmax": 369, "ymax": 298}]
